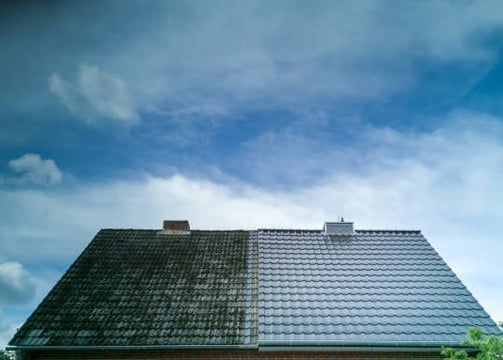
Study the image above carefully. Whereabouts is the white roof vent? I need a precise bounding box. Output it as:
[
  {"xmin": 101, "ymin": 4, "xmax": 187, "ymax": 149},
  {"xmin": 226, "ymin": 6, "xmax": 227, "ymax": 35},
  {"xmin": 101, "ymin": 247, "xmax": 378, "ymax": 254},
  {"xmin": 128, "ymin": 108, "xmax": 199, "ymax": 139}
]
[{"xmin": 324, "ymin": 221, "xmax": 354, "ymax": 235}]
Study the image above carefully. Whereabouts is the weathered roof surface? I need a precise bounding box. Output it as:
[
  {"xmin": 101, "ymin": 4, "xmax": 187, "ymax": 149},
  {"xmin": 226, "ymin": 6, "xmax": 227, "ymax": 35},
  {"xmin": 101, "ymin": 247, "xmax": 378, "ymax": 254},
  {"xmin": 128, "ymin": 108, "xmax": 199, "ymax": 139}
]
[
  {"xmin": 257, "ymin": 229, "xmax": 501, "ymax": 347},
  {"xmin": 10, "ymin": 229, "xmax": 252, "ymax": 347},
  {"xmin": 10, "ymin": 225, "xmax": 501, "ymax": 350}
]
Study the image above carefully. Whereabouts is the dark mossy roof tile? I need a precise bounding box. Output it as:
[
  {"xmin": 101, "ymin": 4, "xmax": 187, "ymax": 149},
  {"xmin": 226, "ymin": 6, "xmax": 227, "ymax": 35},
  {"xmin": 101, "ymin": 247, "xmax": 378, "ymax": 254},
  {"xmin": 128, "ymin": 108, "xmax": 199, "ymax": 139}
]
[{"xmin": 10, "ymin": 229, "xmax": 251, "ymax": 347}]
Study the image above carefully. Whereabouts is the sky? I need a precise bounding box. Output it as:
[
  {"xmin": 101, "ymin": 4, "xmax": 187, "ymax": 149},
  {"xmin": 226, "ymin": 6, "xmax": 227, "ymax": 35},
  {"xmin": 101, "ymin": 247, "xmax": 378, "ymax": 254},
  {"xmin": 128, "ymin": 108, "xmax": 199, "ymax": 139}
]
[{"xmin": 1, "ymin": 0, "xmax": 503, "ymax": 348}]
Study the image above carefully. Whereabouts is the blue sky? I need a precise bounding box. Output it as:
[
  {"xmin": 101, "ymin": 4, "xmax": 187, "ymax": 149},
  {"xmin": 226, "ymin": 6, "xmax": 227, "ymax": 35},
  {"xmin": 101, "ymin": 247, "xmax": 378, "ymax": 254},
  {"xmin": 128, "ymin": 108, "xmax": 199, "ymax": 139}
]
[{"xmin": 1, "ymin": 0, "xmax": 503, "ymax": 347}]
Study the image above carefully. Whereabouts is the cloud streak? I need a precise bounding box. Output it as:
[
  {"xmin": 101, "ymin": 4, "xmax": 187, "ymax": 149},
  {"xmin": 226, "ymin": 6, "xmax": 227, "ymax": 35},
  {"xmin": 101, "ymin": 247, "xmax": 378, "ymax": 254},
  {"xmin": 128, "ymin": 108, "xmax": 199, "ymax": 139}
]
[
  {"xmin": 48, "ymin": 63, "xmax": 137, "ymax": 125},
  {"xmin": 2, "ymin": 0, "xmax": 496, "ymax": 124},
  {"xmin": 109, "ymin": 0, "xmax": 503, "ymax": 118},
  {"xmin": 1, "ymin": 0, "xmax": 502, "ymax": 144}
]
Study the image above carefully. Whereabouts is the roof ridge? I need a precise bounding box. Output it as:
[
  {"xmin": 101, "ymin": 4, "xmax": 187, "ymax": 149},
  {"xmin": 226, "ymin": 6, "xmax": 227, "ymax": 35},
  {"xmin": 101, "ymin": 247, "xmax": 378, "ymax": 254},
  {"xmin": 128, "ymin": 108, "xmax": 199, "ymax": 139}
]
[
  {"xmin": 99, "ymin": 228, "xmax": 250, "ymax": 232},
  {"xmin": 257, "ymin": 229, "xmax": 422, "ymax": 234},
  {"xmin": 258, "ymin": 229, "xmax": 322, "ymax": 233},
  {"xmin": 99, "ymin": 228, "xmax": 422, "ymax": 234},
  {"xmin": 356, "ymin": 229, "xmax": 421, "ymax": 234}
]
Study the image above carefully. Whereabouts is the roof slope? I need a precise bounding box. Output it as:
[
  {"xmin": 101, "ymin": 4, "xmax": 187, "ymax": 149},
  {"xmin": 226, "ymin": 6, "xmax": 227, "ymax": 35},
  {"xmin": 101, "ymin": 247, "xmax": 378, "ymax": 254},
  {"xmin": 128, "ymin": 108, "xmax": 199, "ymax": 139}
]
[
  {"xmin": 9, "ymin": 225, "xmax": 501, "ymax": 350},
  {"xmin": 10, "ymin": 229, "xmax": 252, "ymax": 347},
  {"xmin": 257, "ymin": 229, "xmax": 501, "ymax": 347}
]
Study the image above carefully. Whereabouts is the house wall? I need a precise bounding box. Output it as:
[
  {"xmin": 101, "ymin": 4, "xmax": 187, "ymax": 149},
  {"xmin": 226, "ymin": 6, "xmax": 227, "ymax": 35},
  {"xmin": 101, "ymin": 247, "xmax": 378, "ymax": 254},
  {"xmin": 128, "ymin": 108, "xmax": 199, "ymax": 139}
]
[{"xmin": 22, "ymin": 349, "xmax": 444, "ymax": 360}]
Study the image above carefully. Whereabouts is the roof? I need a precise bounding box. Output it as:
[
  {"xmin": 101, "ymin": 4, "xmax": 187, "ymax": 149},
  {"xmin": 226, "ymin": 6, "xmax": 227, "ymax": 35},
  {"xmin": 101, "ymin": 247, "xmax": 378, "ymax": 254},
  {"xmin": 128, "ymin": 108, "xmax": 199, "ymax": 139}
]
[
  {"xmin": 257, "ymin": 229, "xmax": 499, "ymax": 347},
  {"xmin": 9, "ymin": 224, "xmax": 502, "ymax": 350},
  {"xmin": 10, "ymin": 230, "xmax": 254, "ymax": 347}
]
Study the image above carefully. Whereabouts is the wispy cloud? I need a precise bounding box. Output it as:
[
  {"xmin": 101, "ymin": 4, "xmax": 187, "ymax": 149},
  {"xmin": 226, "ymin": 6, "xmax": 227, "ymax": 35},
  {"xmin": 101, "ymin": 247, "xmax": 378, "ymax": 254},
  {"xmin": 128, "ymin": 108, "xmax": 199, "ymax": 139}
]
[
  {"xmin": 1, "ymin": 1, "xmax": 502, "ymax": 140},
  {"xmin": 8, "ymin": 0, "xmax": 497, "ymax": 126},
  {"xmin": 111, "ymin": 0, "xmax": 503, "ymax": 118},
  {"xmin": 48, "ymin": 63, "xmax": 137, "ymax": 125},
  {"xmin": 8, "ymin": 153, "xmax": 62, "ymax": 186}
]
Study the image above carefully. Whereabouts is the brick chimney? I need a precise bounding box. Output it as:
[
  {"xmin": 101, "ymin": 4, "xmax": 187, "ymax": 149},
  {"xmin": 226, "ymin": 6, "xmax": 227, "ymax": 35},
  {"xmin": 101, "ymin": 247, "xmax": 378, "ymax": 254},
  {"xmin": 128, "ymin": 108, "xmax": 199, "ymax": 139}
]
[{"xmin": 160, "ymin": 220, "xmax": 190, "ymax": 234}]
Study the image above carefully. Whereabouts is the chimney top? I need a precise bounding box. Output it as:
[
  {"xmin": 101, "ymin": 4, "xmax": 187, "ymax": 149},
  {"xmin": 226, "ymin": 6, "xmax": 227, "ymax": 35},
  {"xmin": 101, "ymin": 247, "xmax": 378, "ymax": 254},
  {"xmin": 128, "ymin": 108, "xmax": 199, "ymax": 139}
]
[
  {"xmin": 324, "ymin": 221, "xmax": 354, "ymax": 236},
  {"xmin": 161, "ymin": 220, "xmax": 190, "ymax": 234}
]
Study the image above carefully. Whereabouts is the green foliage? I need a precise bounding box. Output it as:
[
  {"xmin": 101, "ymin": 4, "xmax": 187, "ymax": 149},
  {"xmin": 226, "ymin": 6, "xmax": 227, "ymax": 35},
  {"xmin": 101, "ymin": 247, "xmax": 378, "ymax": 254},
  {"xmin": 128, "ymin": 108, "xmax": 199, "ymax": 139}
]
[
  {"xmin": 0, "ymin": 350, "xmax": 16, "ymax": 360},
  {"xmin": 442, "ymin": 327, "xmax": 503, "ymax": 360}
]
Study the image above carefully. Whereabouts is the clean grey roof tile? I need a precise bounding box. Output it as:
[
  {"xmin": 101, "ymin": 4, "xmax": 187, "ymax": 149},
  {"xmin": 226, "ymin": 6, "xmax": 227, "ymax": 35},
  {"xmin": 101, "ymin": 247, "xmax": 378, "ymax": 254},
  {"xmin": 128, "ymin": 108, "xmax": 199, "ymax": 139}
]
[{"xmin": 257, "ymin": 229, "xmax": 502, "ymax": 346}]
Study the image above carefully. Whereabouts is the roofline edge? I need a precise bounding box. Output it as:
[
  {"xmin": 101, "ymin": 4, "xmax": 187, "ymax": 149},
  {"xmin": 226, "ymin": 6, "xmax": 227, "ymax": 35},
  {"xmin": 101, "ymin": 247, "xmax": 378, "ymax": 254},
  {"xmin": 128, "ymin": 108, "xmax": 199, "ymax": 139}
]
[
  {"xmin": 7, "ymin": 343, "xmax": 471, "ymax": 353},
  {"xmin": 257, "ymin": 342, "xmax": 463, "ymax": 352},
  {"xmin": 6, "ymin": 344, "xmax": 259, "ymax": 351}
]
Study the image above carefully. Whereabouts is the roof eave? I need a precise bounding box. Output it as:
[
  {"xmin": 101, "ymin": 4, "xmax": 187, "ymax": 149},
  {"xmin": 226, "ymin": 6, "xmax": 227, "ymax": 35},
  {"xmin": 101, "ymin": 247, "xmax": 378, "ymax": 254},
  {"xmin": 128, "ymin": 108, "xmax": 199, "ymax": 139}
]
[
  {"xmin": 6, "ymin": 344, "xmax": 259, "ymax": 351},
  {"xmin": 257, "ymin": 341, "xmax": 465, "ymax": 352},
  {"xmin": 8, "ymin": 342, "xmax": 471, "ymax": 353}
]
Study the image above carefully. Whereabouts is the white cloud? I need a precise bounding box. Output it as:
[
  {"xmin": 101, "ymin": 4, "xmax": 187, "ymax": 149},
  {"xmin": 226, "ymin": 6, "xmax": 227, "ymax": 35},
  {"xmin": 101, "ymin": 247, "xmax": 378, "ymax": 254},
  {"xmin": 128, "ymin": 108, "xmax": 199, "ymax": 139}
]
[
  {"xmin": 0, "ymin": 262, "xmax": 36, "ymax": 306},
  {"xmin": 8, "ymin": 153, "xmax": 62, "ymax": 185},
  {"xmin": 48, "ymin": 63, "xmax": 137, "ymax": 125}
]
